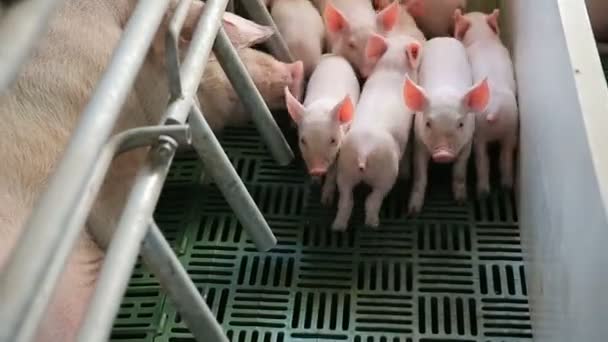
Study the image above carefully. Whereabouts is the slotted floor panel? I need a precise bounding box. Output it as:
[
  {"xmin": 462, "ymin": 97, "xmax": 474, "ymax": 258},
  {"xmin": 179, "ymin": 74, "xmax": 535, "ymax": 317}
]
[{"xmin": 112, "ymin": 121, "xmax": 532, "ymax": 342}]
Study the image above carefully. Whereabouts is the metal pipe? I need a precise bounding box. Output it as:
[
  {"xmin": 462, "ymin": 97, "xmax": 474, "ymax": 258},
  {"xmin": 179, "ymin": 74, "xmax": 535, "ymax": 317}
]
[
  {"xmin": 165, "ymin": 0, "xmax": 228, "ymax": 124},
  {"xmin": 237, "ymin": 0, "xmax": 293, "ymax": 63},
  {"xmin": 165, "ymin": 0, "xmax": 194, "ymax": 99},
  {"xmin": 0, "ymin": 0, "xmax": 64, "ymax": 91},
  {"xmin": 77, "ymin": 137, "xmax": 178, "ymax": 342},
  {"xmin": 141, "ymin": 222, "xmax": 228, "ymax": 342},
  {"xmin": 189, "ymin": 104, "xmax": 277, "ymax": 251},
  {"xmin": 0, "ymin": 2, "xmax": 172, "ymax": 341},
  {"xmin": 213, "ymin": 27, "xmax": 293, "ymax": 166}
]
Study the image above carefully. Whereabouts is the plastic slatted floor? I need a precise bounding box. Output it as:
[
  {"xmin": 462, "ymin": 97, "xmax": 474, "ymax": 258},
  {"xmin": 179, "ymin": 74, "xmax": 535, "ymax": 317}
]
[{"xmin": 111, "ymin": 122, "xmax": 532, "ymax": 342}]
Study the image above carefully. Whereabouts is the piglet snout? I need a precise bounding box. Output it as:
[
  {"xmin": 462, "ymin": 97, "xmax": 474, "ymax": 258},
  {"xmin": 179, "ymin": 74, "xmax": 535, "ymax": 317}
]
[
  {"xmin": 309, "ymin": 167, "xmax": 328, "ymax": 177},
  {"xmin": 432, "ymin": 149, "xmax": 456, "ymax": 163}
]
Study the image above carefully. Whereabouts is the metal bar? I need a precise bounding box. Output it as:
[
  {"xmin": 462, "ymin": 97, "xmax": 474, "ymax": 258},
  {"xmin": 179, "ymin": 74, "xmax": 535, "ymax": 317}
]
[
  {"xmin": 238, "ymin": 0, "xmax": 293, "ymax": 63},
  {"xmin": 189, "ymin": 104, "xmax": 277, "ymax": 251},
  {"xmin": 77, "ymin": 138, "xmax": 178, "ymax": 342},
  {"xmin": 213, "ymin": 27, "xmax": 293, "ymax": 166},
  {"xmin": 165, "ymin": 0, "xmax": 228, "ymax": 124},
  {"xmin": 0, "ymin": 2, "xmax": 172, "ymax": 341},
  {"xmin": 11, "ymin": 125, "xmax": 189, "ymax": 342},
  {"xmin": 141, "ymin": 222, "xmax": 228, "ymax": 342},
  {"xmin": 166, "ymin": 0, "xmax": 194, "ymax": 99},
  {"xmin": 0, "ymin": 0, "xmax": 63, "ymax": 91}
]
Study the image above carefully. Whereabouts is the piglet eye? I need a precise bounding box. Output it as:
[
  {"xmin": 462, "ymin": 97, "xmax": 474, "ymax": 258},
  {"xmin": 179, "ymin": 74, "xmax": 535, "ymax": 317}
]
[
  {"xmin": 330, "ymin": 137, "xmax": 337, "ymax": 145},
  {"xmin": 300, "ymin": 138, "xmax": 307, "ymax": 146},
  {"xmin": 458, "ymin": 122, "xmax": 464, "ymax": 129},
  {"xmin": 348, "ymin": 42, "xmax": 356, "ymax": 49},
  {"xmin": 426, "ymin": 121, "xmax": 431, "ymax": 128}
]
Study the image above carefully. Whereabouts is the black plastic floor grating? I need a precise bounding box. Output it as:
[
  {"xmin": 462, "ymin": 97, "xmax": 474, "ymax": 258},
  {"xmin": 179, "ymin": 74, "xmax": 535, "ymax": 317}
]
[{"xmin": 112, "ymin": 123, "xmax": 532, "ymax": 342}]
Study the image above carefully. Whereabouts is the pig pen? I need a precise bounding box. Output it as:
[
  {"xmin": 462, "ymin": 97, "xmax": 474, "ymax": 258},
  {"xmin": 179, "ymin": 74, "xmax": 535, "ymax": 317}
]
[
  {"xmin": 0, "ymin": 0, "xmax": 600, "ymax": 341},
  {"xmin": 108, "ymin": 1, "xmax": 608, "ymax": 342}
]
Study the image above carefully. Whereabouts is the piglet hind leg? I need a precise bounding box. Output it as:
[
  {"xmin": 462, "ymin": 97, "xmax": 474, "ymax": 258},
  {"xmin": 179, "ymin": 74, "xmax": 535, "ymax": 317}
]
[
  {"xmin": 453, "ymin": 141, "xmax": 472, "ymax": 204},
  {"xmin": 474, "ymin": 139, "xmax": 491, "ymax": 197},
  {"xmin": 364, "ymin": 184, "xmax": 394, "ymax": 229},
  {"xmin": 408, "ymin": 141, "xmax": 429, "ymax": 216},
  {"xmin": 499, "ymin": 139, "xmax": 517, "ymax": 190}
]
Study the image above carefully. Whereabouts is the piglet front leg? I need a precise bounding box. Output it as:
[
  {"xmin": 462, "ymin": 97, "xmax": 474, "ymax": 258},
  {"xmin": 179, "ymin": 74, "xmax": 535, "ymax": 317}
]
[
  {"xmin": 332, "ymin": 175, "xmax": 355, "ymax": 231},
  {"xmin": 500, "ymin": 138, "xmax": 517, "ymax": 189},
  {"xmin": 321, "ymin": 164, "xmax": 337, "ymax": 207},
  {"xmin": 453, "ymin": 141, "xmax": 472, "ymax": 204},
  {"xmin": 408, "ymin": 140, "xmax": 429, "ymax": 215},
  {"xmin": 474, "ymin": 139, "xmax": 490, "ymax": 197}
]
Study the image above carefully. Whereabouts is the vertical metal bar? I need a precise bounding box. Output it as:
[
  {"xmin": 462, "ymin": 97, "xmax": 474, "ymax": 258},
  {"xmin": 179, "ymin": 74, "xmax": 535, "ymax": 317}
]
[
  {"xmin": 76, "ymin": 138, "xmax": 178, "ymax": 342},
  {"xmin": 238, "ymin": 0, "xmax": 293, "ymax": 63},
  {"xmin": 0, "ymin": 2, "xmax": 171, "ymax": 342},
  {"xmin": 189, "ymin": 104, "xmax": 277, "ymax": 251},
  {"xmin": 165, "ymin": 0, "xmax": 194, "ymax": 99},
  {"xmin": 0, "ymin": 0, "xmax": 64, "ymax": 91},
  {"xmin": 141, "ymin": 222, "xmax": 228, "ymax": 342},
  {"xmin": 213, "ymin": 27, "xmax": 294, "ymax": 166},
  {"xmin": 165, "ymin": 0, "xmax": 229, "ymax": 124}
]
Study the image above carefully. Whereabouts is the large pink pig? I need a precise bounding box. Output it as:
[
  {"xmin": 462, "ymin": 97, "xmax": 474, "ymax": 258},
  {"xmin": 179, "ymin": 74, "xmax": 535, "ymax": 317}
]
[
  {"xmin": 0, "ymin": 1, "xmax": 278, "ymax": 341},
  {"xmin": 375, "ymin": 0, "xmax": 467, "ymax": 38},
  {"xmin": 403, "ymin": 37, "xmax": 489, "ymax": 214},
  {"xmin": 323, "ymin": 0, "xmax": 400, "ymax": 77},
  {"xmin": 454, "ymin": 9, "xmax": 518, "ymax": 195},
  {"xmin": 284, "ymin": 54, "xmax": 360, "ymax": 205},
  {"xmin": 332, "ymin": 33, "xmax": 422, "ymax": 231}
]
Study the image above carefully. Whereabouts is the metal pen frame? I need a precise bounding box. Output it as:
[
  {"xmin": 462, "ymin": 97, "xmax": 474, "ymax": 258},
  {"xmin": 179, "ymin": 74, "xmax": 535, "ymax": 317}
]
[{"xmin": 0, "ymin": 0, "xmax": 294, "ymax": 341}]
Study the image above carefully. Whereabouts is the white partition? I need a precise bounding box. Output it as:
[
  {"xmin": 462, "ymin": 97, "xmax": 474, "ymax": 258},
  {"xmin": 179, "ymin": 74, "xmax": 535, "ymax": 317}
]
[{"xmin": 504, "ymin": 0, "xmax": 608, "ymax": 340}]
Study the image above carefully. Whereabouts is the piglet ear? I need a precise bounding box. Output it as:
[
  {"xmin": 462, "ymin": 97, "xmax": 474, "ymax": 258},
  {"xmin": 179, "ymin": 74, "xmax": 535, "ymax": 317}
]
[
  {"xmin": 284, "ymin": 86, "xmax": 306, "ymax": 124},
  {"xmin": 334, "ymin": 95, "xmax": 355, "ymax": 124},
  {"xmin": 453, "ymin": 8, "xmax": 470, "ymax": 40},
  {"xmin": 288, "ymin": 60, "xmax": 305, "ymax": 101},
  {"xmin": 376, "ymin": 1, "xmax": 400, "ymax": 32},
  {"xmin": 406, "ymin": 41, "xmax": 422, "ymax": 70},
  {"xmin": 463, "ymin": 77, "xmax": 490, "ymax": 113},
  {"xmin": 324, "ymin": 2, "xmax": 349, "ymax": 34},
  {"xmin": 487, "ymin": 9, "xmax": 500, "ymax": 35},
  {"xmin": 366, "ymin": 33, "xmax": 388, "ymax": 60},
  {"xmin": 403, "ymin": 75, "xmax": 429, "ymax": 112},
  {"xmin": 404, "ymin": 0, "xmax": 425, "ymax": 17}
]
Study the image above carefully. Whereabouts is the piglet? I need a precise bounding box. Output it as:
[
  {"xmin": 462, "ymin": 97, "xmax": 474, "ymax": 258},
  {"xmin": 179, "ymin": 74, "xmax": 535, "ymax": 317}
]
[
  {"xmin": 403, "ymin": 37, "xmax": 489, "ymax": 214},
  {"xmin": 375, "ymin": 0, "xmax": 467, "ymax": 38},
  {"xmin": 284, "ymin": 54, "xmax": 360, "ymax": 205},
  {"xmin": 454, "ymin": 9, "xmax": 518, "ymax": 195},
  {"xmin": 377, "ymin": 1, "xmax": 426, "ymax": 42},
  {"xmin": 323, "ymin": 0, "xmax": 399, "ymax": 77},
  {"xmin": 271, "ymin": 0, "xmax": 325, "ymax": 77},
  {"xmin": 198, "ymin": 48, "xmax": 305, "ymax": 132},
  {"xmin": 333, "ymin": 34, "xmax": 421, "ymax": 231}
]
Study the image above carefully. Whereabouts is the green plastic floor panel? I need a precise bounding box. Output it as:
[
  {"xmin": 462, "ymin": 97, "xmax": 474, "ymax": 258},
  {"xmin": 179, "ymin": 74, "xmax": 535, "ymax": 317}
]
[{"xmin": 112, "ymin": 122, "xmax": 532, "ymax": 342}]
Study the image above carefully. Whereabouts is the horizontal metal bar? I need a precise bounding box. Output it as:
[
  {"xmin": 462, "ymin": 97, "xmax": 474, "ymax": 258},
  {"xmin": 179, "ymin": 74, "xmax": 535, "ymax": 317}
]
[
  {"xmin": 0, "ymin": 1, "xmax": 172, "ymax": 341},
  {"xmin": 238, "ymin": 0, "xmax": 293, "ymax": 63},
  {"xmin": 166, "ymin": 0, "xmax": 228, "ymax": 124},
  {"xmin": 190, "ymin": 104, "xmax": 277, "ymax": 251},
  {"xmin": 141, "ymin": 222, "xmax": 228, "ymax": 342},
  {"xmin": 212, "ymin": 27, "xmax": 294, "ymax": 166},
  {"xmin": 0, "ymin": 0, "xmax": 63, "ymax": 91},
  {"xmin": 77, "ymin": 137, "xmax": 178, "ymax": 342}
]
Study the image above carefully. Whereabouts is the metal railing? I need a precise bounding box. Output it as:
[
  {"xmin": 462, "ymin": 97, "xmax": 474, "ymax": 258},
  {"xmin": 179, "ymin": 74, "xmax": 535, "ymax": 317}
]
[{"xmin": 0, "ymin": 0, "xmax": 294, "ymax": 341}]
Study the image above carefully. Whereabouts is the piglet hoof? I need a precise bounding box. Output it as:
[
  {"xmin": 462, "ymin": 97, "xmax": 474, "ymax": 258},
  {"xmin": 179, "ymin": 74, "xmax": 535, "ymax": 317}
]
[
  {"xmin": 407, "ymin": 198, "xmax": 422, "ymax": 217},
  {"xmin": 476, "ymin": 183, "xmax": 491, "ymax": 199},
  {"xmin": 453, "ymin": 183, "xmax": 467, "ymax": 205},
  {"xmin": 501, "ymin": 176, "xmax": 514, "ymax": 191},
  {"xmin": 320, "ymin": 191, "xmax": 335, "ymax": 207},
  {"xmin": 365, "ymin": 215, "xmax": 380, "ymax": 229},
  {"xmin": 331, "ymin": 219, "xmax": 348, "ymax": 232}
]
